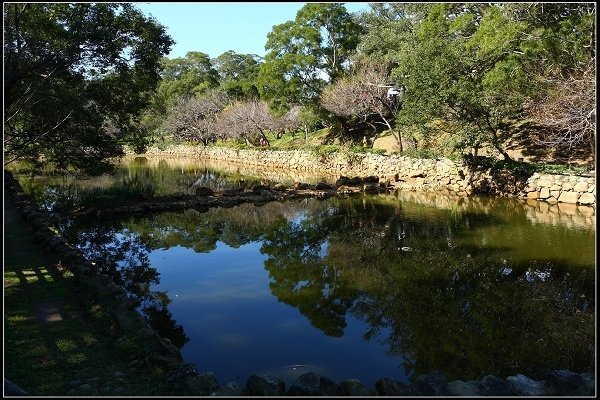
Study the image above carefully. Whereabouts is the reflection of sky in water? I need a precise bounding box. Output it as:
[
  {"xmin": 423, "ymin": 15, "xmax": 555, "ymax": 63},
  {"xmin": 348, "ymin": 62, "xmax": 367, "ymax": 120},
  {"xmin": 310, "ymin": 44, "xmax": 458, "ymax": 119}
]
[{"xmin": 147, "ymin": 241, "xmax": 404, "ymax": 386}]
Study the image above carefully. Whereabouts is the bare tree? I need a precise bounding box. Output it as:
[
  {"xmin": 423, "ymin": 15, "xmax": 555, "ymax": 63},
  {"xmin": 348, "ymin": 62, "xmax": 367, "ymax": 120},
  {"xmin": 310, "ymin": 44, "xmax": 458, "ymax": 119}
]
[
  {"xmin": 526, "ymin": 60, "xmax": 596, "ymax": 161},
  {"xmin": 320, "ymin": 62, "xmax": 404, "ymax": 149},
  {"xmin": 163, "ymin": 89, "xmax": 229, "ymax": 145},
  {"xmin": 215, "ymin": 99, "xmax": 276, "ymax": 145},
  {"xmin": 163, "ymin": 97, "xmax": 220, "ymax": 144}
]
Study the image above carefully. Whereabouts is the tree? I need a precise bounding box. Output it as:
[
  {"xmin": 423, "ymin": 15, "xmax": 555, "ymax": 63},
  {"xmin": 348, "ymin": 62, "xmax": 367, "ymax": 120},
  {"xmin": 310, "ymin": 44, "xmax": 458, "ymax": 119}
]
[
  {"xmin": 384, "ymin": 3, "xmax": 596, "ymax": 162},
  {"xmin": 321, "ymin": 62, "xmax": 403, "ymax": 147},
  {"xmin": 257, "ymin": 3, "xmax": 364, "ymax": 113},
  {"xmin": 163, "ymin": 89, "xmax": 228, "ymax": 145},
  {"xmin": 3, "ymin": 3, "xmax": 173, "ymax": 175},
  {"xmin": 525, "ymin": 59, "xmax": 596, "ymax": 161},
  {"xmin": 213, "ymin": 50, "xmax": 261, "ymax": 100},
  {"xmin": 154, "ymin": 51, "xmax": 220, "ymax": 109},
  {"xmin": 215, "ymin": 100, "xmax": 276, "ymax": 145}
]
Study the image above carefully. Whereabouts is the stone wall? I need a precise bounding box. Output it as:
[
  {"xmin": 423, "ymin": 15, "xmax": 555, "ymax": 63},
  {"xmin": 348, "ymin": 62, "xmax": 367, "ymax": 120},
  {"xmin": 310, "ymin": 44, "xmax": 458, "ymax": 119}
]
[{"xmin": 132, "ymin": 145, "xmax": 596, "ymax": 207}]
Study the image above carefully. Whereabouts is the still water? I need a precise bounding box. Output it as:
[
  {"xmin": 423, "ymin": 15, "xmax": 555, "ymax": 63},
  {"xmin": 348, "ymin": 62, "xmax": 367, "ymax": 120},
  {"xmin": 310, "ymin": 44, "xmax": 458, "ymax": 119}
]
[{"xmin": 11, "ymin": 157, "xmax": 596, "ymax": 386}]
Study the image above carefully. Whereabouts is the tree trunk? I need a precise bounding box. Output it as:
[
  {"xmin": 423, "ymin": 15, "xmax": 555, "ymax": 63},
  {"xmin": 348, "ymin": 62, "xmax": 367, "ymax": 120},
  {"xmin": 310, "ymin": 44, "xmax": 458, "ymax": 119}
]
[{"xmin": 393, "ymin": 131, "xmax": 403, "ymax": 152}]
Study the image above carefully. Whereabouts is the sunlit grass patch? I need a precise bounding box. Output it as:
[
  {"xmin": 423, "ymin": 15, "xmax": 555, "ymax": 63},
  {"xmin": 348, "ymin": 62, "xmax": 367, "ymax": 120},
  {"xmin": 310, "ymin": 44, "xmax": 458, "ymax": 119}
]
[
  {"xmin": 66, "ymin": 353, "xmax": 87, "ymax": 364},
  {"xmin": 56, "ymin": 338, "xmax": 77, "ymax": 352},
  {"xmin": 4, "ymin": 271, "xmax": 20, "ymax": 287},
  {"xmin": 5, "ymin": 314, "xmax": 35, "ymax": 323},
  {"xmin": 80, "ymin": 332, "xmax": 99, "ymax": 346}
]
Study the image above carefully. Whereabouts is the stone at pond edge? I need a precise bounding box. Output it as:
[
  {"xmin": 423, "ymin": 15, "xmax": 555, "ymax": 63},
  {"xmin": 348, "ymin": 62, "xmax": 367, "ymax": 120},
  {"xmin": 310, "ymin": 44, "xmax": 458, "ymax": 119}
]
[
  {"xmin": 340, "ymin": 379, "xmax": 376, "ymax": 396},
  {"xmin": 545, "ymin": 369, "xmax": 591, "ymax": 396},
  {"xmin": 375, "ymin": 377, "xmax": 409, "ymax": 395},
  {"xmin": 173, "ymin": 372, "xmax": 219, "ymax": 395},
  {"xmin": 246, "ymin": 374, "xmax": 286, "ymax": 396},
  {"xmin": 479, "ymin": 375, "xmax": 515, "ymax": 396},
  {"xmin": 195, "ymin": 187, "xmax": 214, "ymax": 196},
  {"xmin": 210, "ymin": 381, "xmax": 244, "ymax": 396},
  {"xmin": 448, "ymin": 380, "xmax": 483, "ymax": 396},
  {"xmin": 286, "ymin": 372, "xmax": 342, "ymax": 396},
  {"xmin": 506, "ymin": 374, "xmax": 545, "ymax": 396},
  {"xmin": 410, "ymin": 370, "xmax": 449, "ymax": 396}
]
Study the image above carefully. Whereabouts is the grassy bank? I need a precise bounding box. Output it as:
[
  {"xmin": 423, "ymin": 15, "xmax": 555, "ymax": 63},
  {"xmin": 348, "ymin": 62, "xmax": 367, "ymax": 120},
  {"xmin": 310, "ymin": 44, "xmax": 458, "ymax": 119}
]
[{"xmin": 3, "ymin": 187, "xmax": 170, "ymax": 396}]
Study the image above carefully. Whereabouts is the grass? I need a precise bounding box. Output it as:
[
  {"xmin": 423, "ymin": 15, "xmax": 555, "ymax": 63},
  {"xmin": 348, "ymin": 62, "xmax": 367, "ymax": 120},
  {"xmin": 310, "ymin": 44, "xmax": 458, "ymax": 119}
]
[{"xmin": 3, "ymin": 188, "xmax": 171, "ymax": 396}]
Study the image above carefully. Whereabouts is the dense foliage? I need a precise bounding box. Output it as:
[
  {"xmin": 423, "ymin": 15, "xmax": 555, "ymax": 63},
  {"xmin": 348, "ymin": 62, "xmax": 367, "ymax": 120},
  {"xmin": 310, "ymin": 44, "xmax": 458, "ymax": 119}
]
[
  {"xmin": 3, "ymin": 3, "xmax": 174, "ymax": 174},
  {"xmin": 5, "ymin": 3, "xmax": 595, "ymax": 173}
]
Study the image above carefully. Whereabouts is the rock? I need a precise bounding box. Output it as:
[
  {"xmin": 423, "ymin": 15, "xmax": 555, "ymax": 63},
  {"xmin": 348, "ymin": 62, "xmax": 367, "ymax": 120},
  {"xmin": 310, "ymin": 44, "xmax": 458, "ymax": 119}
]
[
  {"xmin": 340, "ymin": 379, "xmax": 375, "ymax": 396},
  {"xmin": 251, "ymin": 184, "xmax": 269, "ymax": 194},
  {"xmin": 335, "ymin": 176, "xmax": 350, "ymax": 186},
  {"xmin": 293, "ymin": 182, "xmax": 311, "ymax": 190},
  {"xmin": 479, "ymin": 375, "xmax": 515, "ymax": 396},
  {"xmin": 557, "ymin": 191, "xmax": 579, "ymax": 204},
  {"xmin": 246, "ymin": 374, "xmax": 285, "ymax": 396},
  {"xmin": 221, "ymin": 189, "xmax": 242, "ymax": 196},
  {"xmin": 448, "ymin": 380, "xmax": 482, "ymax": 396},
  {"xmin": 336, "ymin": 185, "xmax": 361, "ymax": 194},
  {"xmin": 347, "ymin": 176, "xmax": 362, "ymax": 185},
  {"xmin": 210, "ymin": 381, "xmax": 244, "ymax": 396},
  {"xmin": 78, "ymin": 383, "xmax": 93, "ymax": 393},
  {"xmin": 272, "ymin": 183, "xmax": 287, "ymax": 191},
  {"xmin": 315, "ymin": 182, "xmax": 333, "ymax": 190},
  {"xmin": 363, "ymin": 175, "xmax": 379, "ymax": 183},
  {"xmin": 195, "ymin": 187, "xmax": 214, "ymax": 196},
  {"xmin": 4, "ymin": 379, "xmax": 28, "ymax": 396},
  {"xmin": 409, "ymin": 171, "xmax": 426, "ymax": 178},
  {"xmin": 177, "ymin": 372, "xmax": 220, "ymax": 396},
  {"xmin": 286, "ymin": 372, "xmax": 342, "ymax": 396},
  {"xmin": 362, "ymin": 182, "xmax": 380, "ymax": 193},
  {"xmin": 581, "ymin": 372, "xmax": 595, "ymax": 395},
  {"xmin": 506, "ymin": 374, "xmax": 545, "ymax": 396},
  {"xmin": 375, "ymin": 377, "xmax": 409, "ymax": 395},
  {"xmin": 538, "ymin": 187, "xmax": 550, "ymax": 199},
  {"xmin": 545, "ymin": 369, "xmax": 590, "ymax": 396},
  {"xmin": 410, "ymin": 371, "xmax": 449, "ymax": 396},
  {"xmin": 578, "ymin": 192, "xmax": 595, "ymax": 205}
]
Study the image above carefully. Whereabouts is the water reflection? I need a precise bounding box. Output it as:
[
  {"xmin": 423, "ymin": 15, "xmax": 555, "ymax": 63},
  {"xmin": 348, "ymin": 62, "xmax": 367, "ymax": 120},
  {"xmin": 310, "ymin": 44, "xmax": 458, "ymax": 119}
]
[{"xmin": 61, "ymin": 195, "xmax": 595, "ymax": 383}]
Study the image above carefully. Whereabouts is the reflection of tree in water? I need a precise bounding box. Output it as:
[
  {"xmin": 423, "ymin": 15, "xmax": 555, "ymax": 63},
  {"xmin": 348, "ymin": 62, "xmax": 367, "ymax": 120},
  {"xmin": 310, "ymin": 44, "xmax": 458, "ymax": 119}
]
[
  {"xmin": 64, "ymin": 196, "xmax": 595, "ymax": 379},
  {"xmin": 259, "ymin": 196, "xmax": 595, "ymax": 381},
  {"xmin": 63, "ymin": 223, "xmax": 189, "ymax": 348}
]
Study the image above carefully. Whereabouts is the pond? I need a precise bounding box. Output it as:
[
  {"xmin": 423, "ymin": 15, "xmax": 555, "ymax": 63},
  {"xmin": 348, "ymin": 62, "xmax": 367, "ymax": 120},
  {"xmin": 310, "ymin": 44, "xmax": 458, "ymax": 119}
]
[{"xmin": 9, "ymin": 157, "xmax": 596, "ymax": 387}]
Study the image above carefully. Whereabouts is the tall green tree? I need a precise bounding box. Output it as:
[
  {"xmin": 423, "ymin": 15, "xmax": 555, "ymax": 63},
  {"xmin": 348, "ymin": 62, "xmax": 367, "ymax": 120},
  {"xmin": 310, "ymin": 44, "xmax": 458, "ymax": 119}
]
[
  {"xmin": 154, "ymin": 51, "xmax": 220, "ymax": 110},
  {"xmin": 213, "ymin": 50, "xmax": 261, "ymax": 100},
  {"xmin": 257, "ymin": 3, "xmax": 364, "ymax": 113},
  {"xmin": 3, "ymin": 3, "xmax": 173, "ymax": 175},
  {"xmin": 389, "ymin": 3, "xmax": 595, "ymax": 161}
]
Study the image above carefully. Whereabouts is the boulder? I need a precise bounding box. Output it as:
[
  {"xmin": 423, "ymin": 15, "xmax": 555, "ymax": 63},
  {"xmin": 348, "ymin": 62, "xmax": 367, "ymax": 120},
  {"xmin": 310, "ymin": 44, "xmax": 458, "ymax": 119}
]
[
  {"xmin": 375, "ymin": 377, "xmax": 409, "ymax": 395},
  {"xmin": 293, "ymin": 182, "xmax": 311, "ymax": 190},
  {"xmin": 195, "ymin": 187, "xmax": 214, "ymax": 196},
  {"xmin": 246, "ymin": 374, "xmax": 285, "ymax": 396},
  {"xmin": 210, "ymin": 381, "xmax": 244, "ymax": 396},
  {"xmin": 448, "ymin": 380, "xmax": 482, "ymax": 396},
  {"xmin": 315, "ymin": 182, "xmax": 334, "ymax": 190},
  {"xmin": 479, "ymin": 375, "xmax": 515, "ymax": 396},
  {"xmin": 506, "ymin": 374, "xmax": 545, "ymax": 396},
  {"xmin": 340, "ymin": 379, "xmax": 375, "ymax": 396},
  {"xmin": 410, "ymin": 371, "xmax": 449, "ymax": 396},
  {"xmin": 545, "ymin": 369, "xmax": 590, "ymax": 396},
  {"xmin": 286, "ymin": 372, "xmax": 342, "ymax": 396}
]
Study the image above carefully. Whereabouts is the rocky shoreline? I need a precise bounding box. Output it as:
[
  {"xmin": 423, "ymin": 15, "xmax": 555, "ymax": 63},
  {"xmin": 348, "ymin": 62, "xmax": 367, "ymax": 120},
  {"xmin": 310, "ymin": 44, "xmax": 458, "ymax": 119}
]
[{"xmin": 4, "ymin": 169, "xmax": 595, "ymax": 396}]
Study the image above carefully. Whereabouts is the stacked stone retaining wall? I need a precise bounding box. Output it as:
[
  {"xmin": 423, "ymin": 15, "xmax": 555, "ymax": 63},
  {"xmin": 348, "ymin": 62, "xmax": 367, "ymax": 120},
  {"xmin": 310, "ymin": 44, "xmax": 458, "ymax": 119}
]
[{"xmin": 132, "ymin": 146, "xmax": 596, "ymax": 207}]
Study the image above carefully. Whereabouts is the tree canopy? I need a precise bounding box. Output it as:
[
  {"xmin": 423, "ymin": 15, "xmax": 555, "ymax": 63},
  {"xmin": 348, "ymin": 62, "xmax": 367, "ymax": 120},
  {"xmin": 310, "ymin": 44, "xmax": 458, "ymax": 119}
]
[
  {"xmin": 5, "ymin": 2, "xmax": 595, "ymax": 169},
  {"xmin": 4, "ymin": 3, "xmax": 174, "ymax": 175}
]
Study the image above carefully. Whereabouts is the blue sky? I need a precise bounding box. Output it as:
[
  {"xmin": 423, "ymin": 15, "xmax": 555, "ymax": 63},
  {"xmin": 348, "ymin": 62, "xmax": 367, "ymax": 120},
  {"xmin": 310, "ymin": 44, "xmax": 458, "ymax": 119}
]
[{"xmin": 134, "ymin": 2, "xmax": 371, "ymax": 60}]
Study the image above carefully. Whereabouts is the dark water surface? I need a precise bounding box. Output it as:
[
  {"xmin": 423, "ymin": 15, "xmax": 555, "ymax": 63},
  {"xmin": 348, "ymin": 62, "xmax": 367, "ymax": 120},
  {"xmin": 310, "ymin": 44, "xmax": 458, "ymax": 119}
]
[{"xmin": 10, "ymin": 157, "xmax": 596, "ymax": 386}]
